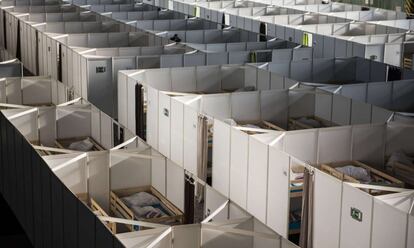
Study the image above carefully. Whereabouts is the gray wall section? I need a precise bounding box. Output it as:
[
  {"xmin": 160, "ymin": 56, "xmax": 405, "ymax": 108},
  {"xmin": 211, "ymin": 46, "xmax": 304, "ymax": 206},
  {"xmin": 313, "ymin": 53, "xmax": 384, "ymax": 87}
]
[
  {"xmin": 0, "ymin": 112, "xmax": 124, "ymax": 248},
  {"xmin": 88, "ymin": 59, "xmax": 114, "ymax": 117}
]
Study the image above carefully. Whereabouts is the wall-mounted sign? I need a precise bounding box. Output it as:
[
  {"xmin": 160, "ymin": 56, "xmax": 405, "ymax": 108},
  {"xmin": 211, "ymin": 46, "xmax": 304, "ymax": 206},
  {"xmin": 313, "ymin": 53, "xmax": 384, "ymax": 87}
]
[
  {"xmin": 302, "ymin": 32, "xmax": 313, "ymax": 47},
  {"xmin": 194, "ymin": 7, "xmax": 200, "ymax": 18},
  {"xmin": 351, "ymin": 207, "xmax": 363, "ymax": 222},
  {"xmin": 96, "ymin": 66, "xmax": 106, "ymax": 73}
]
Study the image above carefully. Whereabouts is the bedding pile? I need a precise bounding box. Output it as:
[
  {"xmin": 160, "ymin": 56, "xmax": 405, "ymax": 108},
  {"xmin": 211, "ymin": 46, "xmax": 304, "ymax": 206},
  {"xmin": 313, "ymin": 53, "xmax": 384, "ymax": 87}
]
[
  {"xmin": 336, "ymin": 165, "xmax": 371, "ymax": 183},
  {"xmin": 122, "ymin": 192, "xmax": 168, "ymax": 219},
  {"xmin": 68, "ymin": 138, "xmax": 94, "ymax": 151}
]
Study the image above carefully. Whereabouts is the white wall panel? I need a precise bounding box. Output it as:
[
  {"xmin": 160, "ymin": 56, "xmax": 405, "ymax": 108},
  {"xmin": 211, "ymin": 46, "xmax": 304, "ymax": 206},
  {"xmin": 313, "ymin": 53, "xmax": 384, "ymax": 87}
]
[
  {"xmin": 205, "ymin": 186, "xmax": 228, "ymax": 221},
  {"xmin": 89, "ymin": 152, "xmax": 110, "ymax": 211},
  {"xmin": 56, "ymin": 106, "xmax": 91, "ymax": 139},
  {"xmin": 171, "ymin": 67, "xmax": 196, "ymax": 92},
  {"xmin": 38, "ymin": 107, "xmax": 56, "ymax": 147},
  {"xmin": 351, "ymin": 101, "xmax": 371, "ymax": 125},
  {"xmin": 201, "ymin": 95, "xmax": 231, "ymax": 120},
  {"xmin": 229, "ymin": 129, "xmax": 249, "ymax": 208},
  {"xmin": 47, "ymin": 155, "xmax": 87, "ymax": 195},
  {"xmin": 231, "ymin": 92, "xmax": 260, "ymax": 122},
  {"xmin": 100, "ymin": 111, "xmax": 112, "ymax": 149},
  {"xmin": 267, "ymin": 147, "xmax": 290, "ymax": 238},
  {"xmin": 147, "ymin": 87, "xmax": 159, "ymax": 148},
  {"xmin": 261, "ymin": 90, "xmax": 289, "ymax": 127},
  {"xmin": 247, "ymin": 137, "xmax": 268, "ymax": 223},
  {"xmin": 317, "ymin": 127, "xmax": 352, "ymax": 164},
  {"xmin": 371, "ymin": 199, "xmax": 408, "ymax": 248},
  {"xmin": 158, "ymin": 93, "xmax": 171, "ymax": 158},
  {"xmin": 127, "ymin": 76, "xmax": 138, "ymax": 133},
  {"xmin": 313, "ymin": 170, "xmax": 342, "ymax": 248},
  {"xmin": 407, "ymin": 215, "xmax": 414, "ymax": 248},
  {"xmin": 170, "ymin": 98, "xmax": 184, "ymax": 166},
  {"xmin": 284, "ymin": 130, "xmax": 317, "ymax": 164},
  {"xmin": 173, "ymin": 224, "xmax": 201, "ymax": 248},
  {"xmin": 339, "ymin": 184, "xmax": 373, "ymax": 248},
  {"xmin": 314, "ymin": 91, "xmax": 332, "ymax": 122},
  {"xmin": 183, "ymin": 105, "xmax": 198, "ymax": 175},
  {"xmin": 151, "ymin": 149, "xmax": 166, "ymax": 196},
  {"xmin": 117, "ymin": 73, "xmax": 128, "ymax": 127},
  {"xmin": 352, "ymin": 124, "xmax": 385, "ymax": 166},
  {"xmin": 166, "ymin": 160, "xmax": 184, "ymax": 211},
  {"xmin": 332, "ymin": 95, "xmax": 351, "ymax": 125},
  {"xmin": 110, "ymin": 152, "xmax": 151, "ymax": 191},
  {"xmin": 212, "ymin": 119, "xmax": 231, "ymax": 197}
]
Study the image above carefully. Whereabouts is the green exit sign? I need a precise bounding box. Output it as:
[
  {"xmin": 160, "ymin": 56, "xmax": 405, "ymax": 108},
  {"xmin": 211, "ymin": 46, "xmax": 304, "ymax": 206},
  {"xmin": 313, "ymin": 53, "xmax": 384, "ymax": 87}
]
[{"xmin": 351, "ymin": 207, "xmax": 363, "ymax": 222}]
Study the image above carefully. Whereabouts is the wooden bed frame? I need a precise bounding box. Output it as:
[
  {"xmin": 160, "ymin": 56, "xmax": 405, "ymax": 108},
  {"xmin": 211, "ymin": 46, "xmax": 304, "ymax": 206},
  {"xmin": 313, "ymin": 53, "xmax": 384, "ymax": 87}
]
[
  {"xmin": 76, "ymin": 193, "xmax": 116, "ymax": 233},
  {"xmin": 110, "ymin": 185, "xmax": 184, "ymax": 232},
  {"xmin": 55, "ymin": 136, "xmax": 104, "ymax": 151},
  {"xmin": 288, "ymin": 116, "xmax": 335, "ymax": 130},
  {"xmin": 237, "ymin": 120, "xmax": 286, "ymax": 134},
  {"xmin": 321, "ymin": 161, "xmax": 405, "ymax": 191},
  {"xmin": 387, "ymin": 160, "xmax": 414, "ymax": 187},
  {"xmin": 30, "ymin": 141, "xmax": 51, "ymax": 156},
  {"xmin": 403, "ymin": 56, "xmax": 412, "ymax": 70}
]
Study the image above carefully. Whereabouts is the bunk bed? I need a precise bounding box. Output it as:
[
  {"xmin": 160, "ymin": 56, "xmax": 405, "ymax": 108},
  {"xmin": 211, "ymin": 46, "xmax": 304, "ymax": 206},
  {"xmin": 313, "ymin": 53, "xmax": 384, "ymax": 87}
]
[
  {"xmin": 110, "ymin": 185, "xmax": 184, "ymax": 231},
  {"xmin": 321, "ymin": 160, "xmax": 405, "ymax": 193}
]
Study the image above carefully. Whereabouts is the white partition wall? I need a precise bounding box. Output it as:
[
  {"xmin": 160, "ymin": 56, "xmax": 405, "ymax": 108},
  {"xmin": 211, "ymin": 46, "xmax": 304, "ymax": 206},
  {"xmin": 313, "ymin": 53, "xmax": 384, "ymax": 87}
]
[
  {"xmin": 320, "ymin": 79, "xmax": 414, "ymax": 113},
  {"xmin": 116, "ymin": 64, "xmax": 410, "ymax": 245},
  {"xmin": 267, "ymin": 147, "xmax": 290, "ymax": 238},
  {"xmin": 3, "ymin": 0, "xmax": 414, "ymax": 247}
]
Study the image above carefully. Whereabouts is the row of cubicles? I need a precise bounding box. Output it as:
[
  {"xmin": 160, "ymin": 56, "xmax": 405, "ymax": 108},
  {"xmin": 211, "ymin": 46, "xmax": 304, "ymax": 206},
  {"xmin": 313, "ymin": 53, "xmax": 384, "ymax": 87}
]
[
  {"xmin": 169, "ymin": 0, "xmax": 414, "ymax": 68},
  {"xmin": 1, "ymin": 0, "xmax": 413, "ymax": 247},
  {"xmin": 0, "ymin": 64, "xmax": 300, "ymax": 247},
  {"xmin": 117, "ymin": 60, "xmax": 414, "ymax": 247},
  {"xmin": 1, "ymin": 1, "xmax": 319, "ymax": 118}
]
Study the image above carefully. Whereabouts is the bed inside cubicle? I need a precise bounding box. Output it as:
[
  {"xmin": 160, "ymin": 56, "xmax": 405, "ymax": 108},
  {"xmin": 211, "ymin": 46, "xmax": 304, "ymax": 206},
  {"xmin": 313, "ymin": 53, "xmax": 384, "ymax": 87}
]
[
  {"xmin": 42, "ymin": 152, "xmax": 117, "ymax": 233},
  {"xmin": 110, "ymin": 185, "xmax": 184, "ymax": 230},
  {"xmin": 384, "ymin": 122, "xmax": 414, "ymax": 188},
  {"xmin": 109, "ymin": 148, "xmax": 185, "ymax": 232},
  {"xmin": 0, "ymin": 76, "xmax": 66, "ymax": 108},
  {"xmin": 4, "ymin": 103, "xmax": 118, "ymax": 155},
  {"xmin": 320, "ymin": 160, "xmax": 405, "ymax": 191}
]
